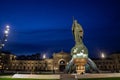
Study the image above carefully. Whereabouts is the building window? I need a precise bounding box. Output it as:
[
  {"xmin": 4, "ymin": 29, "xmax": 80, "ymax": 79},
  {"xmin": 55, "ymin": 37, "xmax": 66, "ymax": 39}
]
[
  {"xmin": 113, "ymin": 66, "xmax": 115, "ymax": 69},
  {"xmin": 28, "ymin": 67, "xmax": 29, "ymax": 70},
  {"xmin": 24, "ymin": 66, "xmax": 25, "ymax": 70},
  {"xmin": 60, "ymin": 60, "xmax": 65, "ymax": 64},
  {"xmin": 35, "ymin": 67, "xmax": 37, "ymax": 70},
  {"xmin": 109, "ymin": 66, "xmax": 111, "ymax": 69}
]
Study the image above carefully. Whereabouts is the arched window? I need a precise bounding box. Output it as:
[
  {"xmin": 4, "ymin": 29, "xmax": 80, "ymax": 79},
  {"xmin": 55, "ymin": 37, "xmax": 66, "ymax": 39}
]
[{"xmin": 59, "ymin": 60, "xmax": 65, "ymax": 65}]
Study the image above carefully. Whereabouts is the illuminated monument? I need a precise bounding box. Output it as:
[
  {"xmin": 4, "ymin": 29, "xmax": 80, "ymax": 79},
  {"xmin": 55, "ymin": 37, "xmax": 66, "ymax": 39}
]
[
  {"xmin": 71, "ymin": 19, "xmax": 88, "ymax": 74},
  {"xmin": 65, "ymin": 19, "xmax": 99, "ymax": 74}
]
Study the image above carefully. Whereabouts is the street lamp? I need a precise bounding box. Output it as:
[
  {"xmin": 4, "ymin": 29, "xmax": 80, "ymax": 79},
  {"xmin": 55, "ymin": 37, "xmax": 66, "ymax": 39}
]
[
  {"xmin": 0, "ymin": 25, "xmax": 10, "ymax": 72},
  {"xmin": 100, "ymin": 52, "xmax": 106, "ymax": 71},
  {"xmin": 6, "ymin": 25, "xmax": 10, "ymax": 29},
  {"xmin": 101, "ymin": 52, "xmax": 105, "ymax": 59},
  {"xmin": 4, "ymin": 25, "xmax": 10, "ymax": 36},
  {"xmin": 43, "ymin": 54, "xmax": 46, "ymax": 59},
  {"xmin": 0, "ymin": 25, "xmax": 10, "ymax": 49}
]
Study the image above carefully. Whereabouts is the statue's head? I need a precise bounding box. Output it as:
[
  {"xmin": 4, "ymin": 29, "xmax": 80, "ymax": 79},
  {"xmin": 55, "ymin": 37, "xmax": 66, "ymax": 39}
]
[{"xmin": 74, "ymin": 20, "xmax": 77, "ymax": 23}]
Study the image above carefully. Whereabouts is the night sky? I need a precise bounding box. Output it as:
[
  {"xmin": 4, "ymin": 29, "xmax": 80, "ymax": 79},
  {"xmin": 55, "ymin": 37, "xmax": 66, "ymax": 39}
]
[{"xmin": 0, "ymin": 0, "xmax": 120, "ymax": 58}]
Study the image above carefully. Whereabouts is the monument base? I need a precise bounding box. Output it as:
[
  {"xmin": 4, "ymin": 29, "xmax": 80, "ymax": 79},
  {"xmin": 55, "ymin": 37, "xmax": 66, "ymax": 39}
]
[{"xmin": 74, "ymin": 58, "xmax": 87, "ymax": 74}]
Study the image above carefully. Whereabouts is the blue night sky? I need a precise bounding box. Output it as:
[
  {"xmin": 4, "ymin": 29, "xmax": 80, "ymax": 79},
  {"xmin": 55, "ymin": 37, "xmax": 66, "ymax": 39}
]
[{"xmin": 0, "ymin": 0, "xmax": 120, "ymax": 58}]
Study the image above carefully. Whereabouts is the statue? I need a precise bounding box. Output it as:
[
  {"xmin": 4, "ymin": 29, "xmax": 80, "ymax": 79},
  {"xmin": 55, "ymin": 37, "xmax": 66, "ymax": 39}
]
[
  {"xmin": 72, "ymin": 19, "xmax": 88, "ymax": 74},
  {"xmin": 65, "ymin": 19, "xmax": 99, "ymax": 74},
  {"xmin": 71, "ymin": 20, "xmax": 88, "ymax": 58},
  {"xmin": 72, "ymin": 20, "xmax": 83, "ymax": 43}
]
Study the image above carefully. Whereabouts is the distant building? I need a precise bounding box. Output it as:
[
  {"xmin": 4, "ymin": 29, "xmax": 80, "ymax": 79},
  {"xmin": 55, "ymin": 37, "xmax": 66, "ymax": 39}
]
[
  {"xmin": 6, "ymin": 51, "xmax": 71, "ymax": 72},
  {"xmin": 93, "ymin": 53, "xmax": 120, "ymax": 72},
  {"xmin": 53, "ymin": 51, "xmax": 71, "ymax": 72},
  {"xmin": 1, "ymin": 51, "xmax": 120, "ymax": 73},
  {"xmin": 17, "ymin": 53, "xmax": 41, "ymax": 60},
  {"xmin": 0, "ymin": 51, "xmax": 16, "ymax": 71}
]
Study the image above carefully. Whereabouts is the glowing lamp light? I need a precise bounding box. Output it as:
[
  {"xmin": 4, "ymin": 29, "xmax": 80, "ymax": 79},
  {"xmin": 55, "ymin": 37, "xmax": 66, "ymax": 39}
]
[
  {"xmin": 6, "ymin": 25, "xmax": 10, "ymax": 30},
  {"xmin": 4, "ymin": 30, "xmax": 9, "ymax": 34},
  {"xmin": 101, "ymin": 53, "xmax": 105, "ymax": 59},
  {"xmin": 0, "ymin": 25, "xmax": 10, "ymax": 49},
  {"xmin": 5, "ymin": 39, "xmax": 7, "ymax": 41},
  {"xmin": 2, "ymin": 44, "xmax": 5, "ymax": 47},
  {"xmin": 43, "ymin": 54, "xmax": 46, "ymax": 59},
  {"xmin": 6, "ymin": 25, "xmax": 10, "ymax": 28},
  {"xmin": 4, "ymin": 25, "xmax": 10, "ymax": 34}
]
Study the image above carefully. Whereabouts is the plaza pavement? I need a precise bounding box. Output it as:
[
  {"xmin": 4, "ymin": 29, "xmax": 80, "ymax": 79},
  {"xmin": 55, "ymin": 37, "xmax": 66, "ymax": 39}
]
[
  {"xmin": 11, "ymin": 73, "xmax": 120, "ymax": 79},
  {"xmin": 74, "ymin": 73, "xmax": 120, "ymax": 79}
]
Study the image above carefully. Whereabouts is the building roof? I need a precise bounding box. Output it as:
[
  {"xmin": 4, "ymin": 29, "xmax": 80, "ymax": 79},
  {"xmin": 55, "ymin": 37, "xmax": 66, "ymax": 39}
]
[{"xmin": 54, "ymin": 50, "xmax": 70, "ymax": 56}]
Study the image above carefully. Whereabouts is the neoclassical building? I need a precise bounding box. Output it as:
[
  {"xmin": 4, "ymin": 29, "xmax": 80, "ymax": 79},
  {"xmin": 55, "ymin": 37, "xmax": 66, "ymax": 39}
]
[
  {"xmin": 0, "ymin": 51, "xmax": 16, "ymax": 70},
  {"xmin": 8, "ymin": 51, "xmax": 71, "ymax": 72},
  {"xmin": 1, "ymin": 51, "xmax": 120, "ymax": 73},
  {"xmin": 93, "ymin": 53, "xmax": 120, "ymax": 72},
  {"xmin": 53, "ymin": 51, "xmax": 71, "ymax": 72}
]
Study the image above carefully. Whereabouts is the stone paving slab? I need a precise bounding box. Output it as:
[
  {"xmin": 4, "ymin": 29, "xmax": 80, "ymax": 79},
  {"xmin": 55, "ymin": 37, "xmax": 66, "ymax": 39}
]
[
  {"xmin": 12, "ymin": 74, "xmax": 60, "ymax": 79},
  {"xmin": 60, "ymin": 74, "xmax": 76, "ymax": 80},
  {"xmin": 73, "ymin": 73, "xmax": 120, "ymax": 79}
]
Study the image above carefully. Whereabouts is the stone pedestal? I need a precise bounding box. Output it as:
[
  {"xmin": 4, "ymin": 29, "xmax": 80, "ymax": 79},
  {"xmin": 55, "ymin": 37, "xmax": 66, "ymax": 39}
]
[{"xmin": 74, "ymin": 58, "xmax": 87, "ymax": 74}]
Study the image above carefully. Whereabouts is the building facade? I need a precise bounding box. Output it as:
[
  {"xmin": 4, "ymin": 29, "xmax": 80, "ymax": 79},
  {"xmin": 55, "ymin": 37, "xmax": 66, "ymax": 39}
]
[
  {"xmin": 1, "ymin": 51, "xmax": 120, "ymax": 73},
  {"xmin": 8, "ymin": 51, "xmax": 71, "ymax": 72},
  {"xmin": 53, "ymin": 51, "xmax": 71, "ymax": 72},
  {"xmin": 93, "ymin": 53, "xmax": 120, "ymax": 72},
  {"xmin": 0, "ymin": 51, "xmax": 16, "ymax": 71}
]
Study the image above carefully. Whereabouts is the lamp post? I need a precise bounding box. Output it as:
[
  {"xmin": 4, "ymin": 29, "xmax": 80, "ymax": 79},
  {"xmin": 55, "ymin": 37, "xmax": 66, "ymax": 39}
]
[
  {"xmin": 42, "ymin": 54, "xmax": 47, "ymax": 71},
  {"xmin": 0, "ymin": 25, "xmax": 10, "ymax": 50},
  {"xmin": 101, "ymin": 52, "xmax": 106, "ymax": 71}
]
